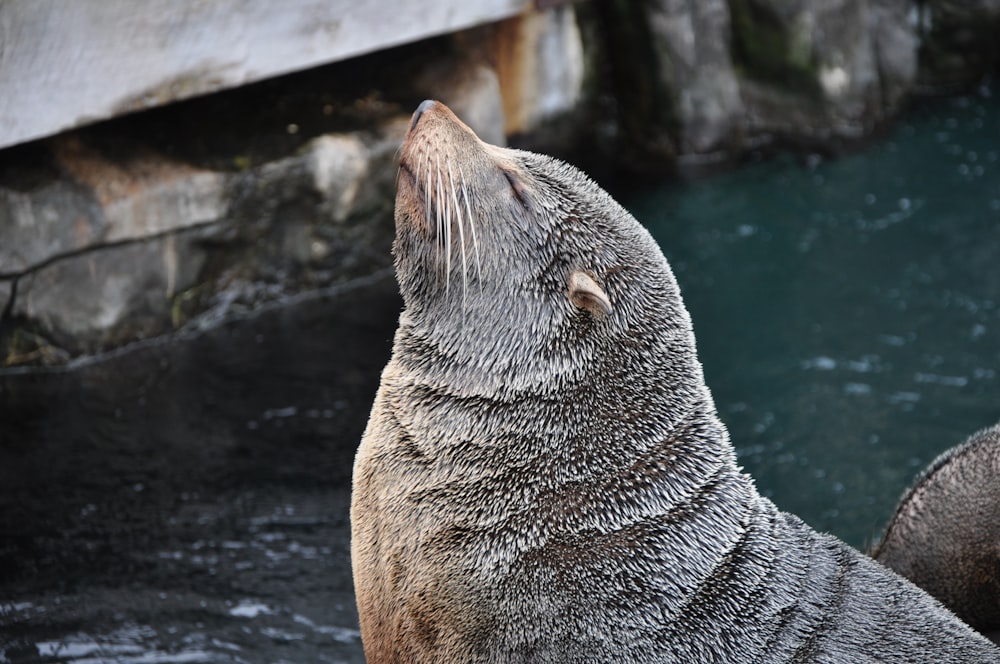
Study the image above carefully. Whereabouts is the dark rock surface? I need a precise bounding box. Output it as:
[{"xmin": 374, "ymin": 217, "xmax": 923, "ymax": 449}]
[
  {"xmin": 917, "ymin": 0, "xmax": 1000, "ymax": 90},
  {"xmin": 0, "ymin": 272, "xmax": 400, "ymax": 662},
  {"xmin": 0, "ymin": 272, "xmax": 400, "ymax": 595}
]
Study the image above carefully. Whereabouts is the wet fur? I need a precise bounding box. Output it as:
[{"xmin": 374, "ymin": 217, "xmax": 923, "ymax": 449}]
[
  {"xmin": 350, "ymin": 102, "xmax": 1000, "ymax": 662},
  {"xmin": 874, "ymin": 423, "xmax": 1000, "ymax": 643}
]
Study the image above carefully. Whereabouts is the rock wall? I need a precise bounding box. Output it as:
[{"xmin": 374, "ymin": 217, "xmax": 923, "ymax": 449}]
[
  {"xmin": 595, "ymin": 0, "xmax": 998, "ymax": 171},
  {"xmin": 1, "ymin": 123, "xmax": 403, "ymax": 361},
  {"xmin": 1, "ymin": 0, "xmax": 998, "ymax": 367}
]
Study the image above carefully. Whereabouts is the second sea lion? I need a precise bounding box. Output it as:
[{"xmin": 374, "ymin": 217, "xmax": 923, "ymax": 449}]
[
  {"xmin": 350, "ymin": 100, "xmax": 999, "ymax": 662},
  {"xmin": 874, "ymin": 422, "xmax": 1000, "ymax": 644}
]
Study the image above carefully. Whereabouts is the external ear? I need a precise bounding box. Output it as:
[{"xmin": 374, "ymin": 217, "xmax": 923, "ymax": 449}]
[{"xmin": 568, "ymin": 270, "xmax": 612, "ymax": 318}]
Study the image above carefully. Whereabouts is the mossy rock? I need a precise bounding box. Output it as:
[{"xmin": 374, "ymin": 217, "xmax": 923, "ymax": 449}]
[{"xmin": 729, "ymin": 0, "xmax": 821, "ymax": 97}]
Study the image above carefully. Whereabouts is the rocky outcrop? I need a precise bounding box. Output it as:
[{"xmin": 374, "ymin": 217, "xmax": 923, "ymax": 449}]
[
  {"xmin": 593, "ymin": 0, "xmax": 748, "ymax": 170},
  {"xmin": 597, "ymin": 0, "xmax": 995, "ymax": 171},
  {"xmin": 0, "ymin": 124, "xmax": 405, "ymax": 360},
  {"xmin": 734, "ymin": 0, "xmax": 917, "ymax": 141}
]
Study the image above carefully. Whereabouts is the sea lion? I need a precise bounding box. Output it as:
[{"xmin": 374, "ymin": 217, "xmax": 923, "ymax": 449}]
[
  {"xmin": 873, "ymin": 422, "xmax": 1000, "ymax": 644},
  {"xmin": 350, "ymin": 100, "xmax": 999, "ymax": 662}
]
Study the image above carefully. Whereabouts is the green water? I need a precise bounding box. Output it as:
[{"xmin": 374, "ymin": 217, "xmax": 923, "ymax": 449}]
[{"xmin": 626, "ymin": 89, "xmax": 1000, "ymax": 548}]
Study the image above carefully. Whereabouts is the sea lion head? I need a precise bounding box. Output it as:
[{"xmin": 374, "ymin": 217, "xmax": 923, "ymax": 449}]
[{"xmin": 394, "ymin": 100, "xmax": 697, "ymax": 396}]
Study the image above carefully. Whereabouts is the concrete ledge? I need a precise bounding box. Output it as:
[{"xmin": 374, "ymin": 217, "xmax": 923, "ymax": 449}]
[{"xmin": 0, "ymin": 0, "xmax": 532, "ymax": 149}]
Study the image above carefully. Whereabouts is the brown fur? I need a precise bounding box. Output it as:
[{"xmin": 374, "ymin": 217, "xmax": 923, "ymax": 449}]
[
  {"xmin": 350, "ymin": 101, "xmax": 999, "ymax": 662},
  {"xmin": 874, "ymin": 423, "xmax": 1000, "ymax": 642}
]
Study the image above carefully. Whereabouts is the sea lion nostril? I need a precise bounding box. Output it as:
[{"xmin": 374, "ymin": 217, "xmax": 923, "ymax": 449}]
[{"xmin": 410, "ymin": 99, "xmax": 438, "ymax": 132}]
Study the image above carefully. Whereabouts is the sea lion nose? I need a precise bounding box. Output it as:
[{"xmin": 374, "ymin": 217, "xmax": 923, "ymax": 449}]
[{"xmin": 410, "ymin": 99, "xmax": 437, "ymax": 132}]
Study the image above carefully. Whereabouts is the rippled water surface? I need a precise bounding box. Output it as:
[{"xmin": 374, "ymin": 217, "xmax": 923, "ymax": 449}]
[
  {"xmin": 1, "ymin": 277, "xmax": 399, "ymax": 663},
  {"xmin": 627, "ymin": 87, "xmax": 1000, "ymax": 547},
  {"xmin": 3, "ymin": 89, "xmax": 999, "ymax": 661}
]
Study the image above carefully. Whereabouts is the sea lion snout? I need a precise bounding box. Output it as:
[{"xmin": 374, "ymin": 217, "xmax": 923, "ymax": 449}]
[
  {"xmin": 406, "ymin": 99, "xmax": 470, "ymax": 137},
  {"xmin": 409, "ymin": 99, "xmax": 437, "ymax": 132},
  {"xmin": 395, "ymin": 102, "xmax": 537, "ymax": 308},
  {"xmin": 401, "ymin": 99, "xmax": 480, "ymax": 154},
  {"xmin": 397, "ymin": 99, "xmax": 490, "ymax": 216},
  {"xmin": 395, "ymin": 101, "xmax": 492, "ymax": 295}
]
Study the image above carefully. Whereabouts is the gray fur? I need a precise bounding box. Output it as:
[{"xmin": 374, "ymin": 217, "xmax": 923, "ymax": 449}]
[
  {"xmin": 874, "ymin": 423, "xmax": 1000, "ymax": 643},
  {"xmin": 351, "ymin": 101, "xmax": 1000, "ymax": 662}
]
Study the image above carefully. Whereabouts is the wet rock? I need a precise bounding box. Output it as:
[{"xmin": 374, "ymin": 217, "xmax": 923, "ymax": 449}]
[
  {"xmin": 53, "ymin": 137, "xmax": 229, "ymax": 242},
  {"xmin": 873, "ymin": 0, "xmax": 921, "ymax": 110},
  {"xmin": 732, "ymin": 0, "xmax": 917, "ymax": 145},
  {"xmin": 357, "ymin": 117, "xmax": 410, "ymax": 224},
  {"xmin": 218, "ymin": 122, "xmax": 401, "ymax": 288},
  {"xmin": 308, "ymin": 134, "xmax": 372, "ymax": 223},
  {"xmin": 13, "ymin": 229, "xmax": 207, "ymax": 354},
  {"xmin": 0, "ymin": 113, "xmax": 407, "ymax": 364},
  {"xmin": 589, "ymin": 1, "xmax": 675, "ymax": 171},
  {"xmin": 0, "ymin": 176, "xmax": 103, "ymax": 276},
  {"xmin": 250, "ymin": 133, "xmax": 370, "ymax": 223},
  {"xmin": 597, "ymin": 0, "xmax": 920, "ymax": 168},
  {"xmin": 595, "ymin": 0, "xmax": 749, "ymax": 168},
  {"xmin": 0, "ymin": 279, "xmax": 10, "ymax": 312},
  {"xmin": 646, "ymin": 0, "xmax": 743, "ymax": 158},
  {"xmin": 0, "ymin": 138, "xmax": 227, "ymax": 276}
]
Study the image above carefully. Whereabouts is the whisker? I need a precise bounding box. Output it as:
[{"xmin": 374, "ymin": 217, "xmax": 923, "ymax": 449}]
[
  {"xmin": 459, "ymin": 164, "xmax": 482, "ymax": 290},
  {"xmin": 448, "ymin": 161, "xmax": 468, "ymax": 313},
  {"xmin": 426, "ymin": 158, "xmax": 439, "ymax": 290},
  {"xmin": 415, "ymin": 149, "xmax": 425, "ymax": 184},
  {"xmin": 436, "ymin": 155, "xmax": 450, "ymax": 293},
  {"xmin": 393, "ymin": 145, "xmax": 404, "ymax": 184},
  {"xmin": 393, "ymin": 144, "xmax": 404, "ymax": 188}
]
